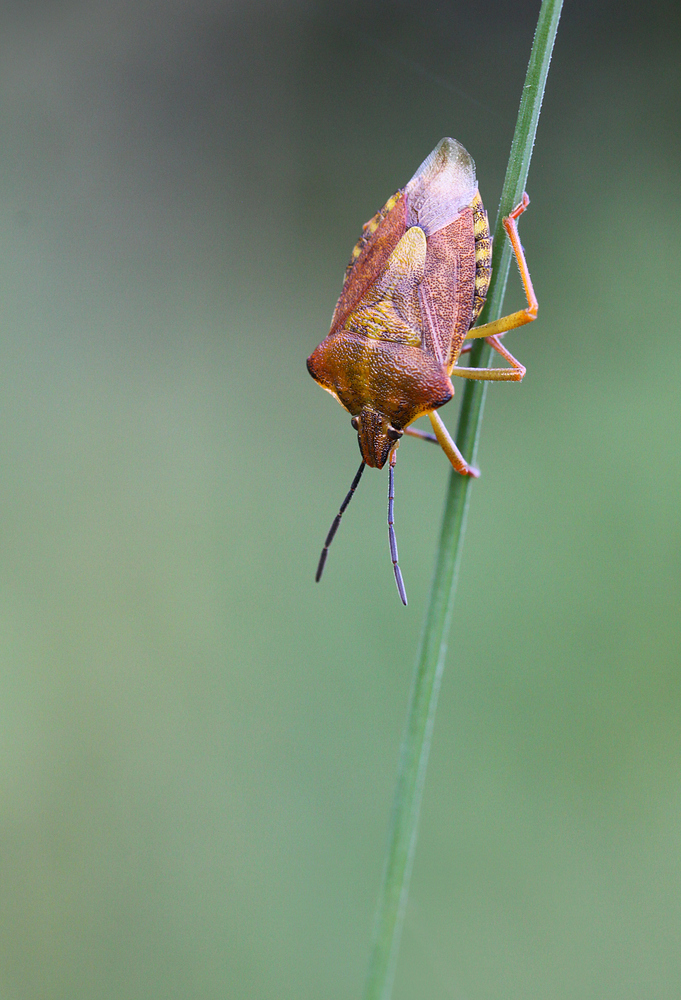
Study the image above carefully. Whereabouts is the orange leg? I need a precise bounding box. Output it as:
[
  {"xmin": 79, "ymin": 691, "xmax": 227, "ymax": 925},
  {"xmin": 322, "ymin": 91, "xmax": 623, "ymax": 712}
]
[
  {"xmin": 404, "ymin": 415, "xmax": 480, "ymax": 477},
  {"xmin": 427, "ymin": 411, "xmax": 480, "ymax": 477},
  {"xmin": 451, "ymin": 193, "xmax": 537, "ymax": 381},
  {"xmin": 451, "ymin": 333, "xmax": 526, "ymax": 382}
]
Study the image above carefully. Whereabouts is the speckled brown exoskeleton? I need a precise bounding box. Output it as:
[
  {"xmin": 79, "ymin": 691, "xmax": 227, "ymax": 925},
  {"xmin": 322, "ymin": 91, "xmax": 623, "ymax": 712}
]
[{"xmin": 307, "ymin": 138, "xmax": 538, "ymax": 604}]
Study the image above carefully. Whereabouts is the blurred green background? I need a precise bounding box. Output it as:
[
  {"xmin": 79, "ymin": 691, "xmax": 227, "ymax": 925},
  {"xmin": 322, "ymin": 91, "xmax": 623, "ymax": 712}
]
[{"xmin": 1, "ymin": 1, "xmax": 680, "ymax": 997}]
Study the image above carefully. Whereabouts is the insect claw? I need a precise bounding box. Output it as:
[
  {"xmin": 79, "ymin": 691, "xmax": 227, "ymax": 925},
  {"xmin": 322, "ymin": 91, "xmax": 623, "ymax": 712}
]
[{"xmin": 509, "ymin": 192, "xmax": 530, "ymax": 220}]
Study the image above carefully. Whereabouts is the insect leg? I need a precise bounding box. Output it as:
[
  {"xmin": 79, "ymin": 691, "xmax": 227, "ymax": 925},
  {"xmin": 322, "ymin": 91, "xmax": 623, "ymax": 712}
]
[
  {"xmin": 403, "ymin": 426, "xmax": 438, "ymax": 444},
  {"xmin": 388, "ymin": 450, "xmax": 408, "ymax": 606},
  {"xmin": 427, "ymin": 411, "xmax": 480, "ymax": 478},
  {"xmin": 463, "ymin": 192, "xmax": 538, "ymax": 342},
  {"xmin": 315, "ymin": 461, "xmax": 365, "ymax": 583},
  {"xmin": 450, "ymin": 334, "xmax": 526, "ymax": 382}
]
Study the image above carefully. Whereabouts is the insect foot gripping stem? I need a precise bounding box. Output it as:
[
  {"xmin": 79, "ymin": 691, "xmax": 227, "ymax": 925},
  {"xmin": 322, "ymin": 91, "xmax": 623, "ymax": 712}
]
[{"xmin": 388, "ymin": 450, "xmax": 408, "ymax": 606}]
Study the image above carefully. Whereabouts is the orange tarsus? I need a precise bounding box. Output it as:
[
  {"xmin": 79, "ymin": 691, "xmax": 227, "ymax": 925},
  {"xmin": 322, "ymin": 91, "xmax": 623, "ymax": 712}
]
[
  {"xmin": 502, "ymin": 192, "xmax": 538, "ymax": 322},
  {"xmin": 508, "ymin": 191, "xmax": 530, "ymax": 221}
]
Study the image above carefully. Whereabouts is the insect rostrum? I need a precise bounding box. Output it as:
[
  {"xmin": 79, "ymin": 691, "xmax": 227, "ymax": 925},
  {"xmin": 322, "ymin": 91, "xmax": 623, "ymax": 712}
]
[{"xmin": 308, "ymin": 138, "xmax": 538, "ymax": 604}]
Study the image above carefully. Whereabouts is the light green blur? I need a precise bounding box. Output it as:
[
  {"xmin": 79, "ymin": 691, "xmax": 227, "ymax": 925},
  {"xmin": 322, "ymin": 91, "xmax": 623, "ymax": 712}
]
[{"xmin": 0, "ymin": 4, "xmax": 679, "ymax": 999}]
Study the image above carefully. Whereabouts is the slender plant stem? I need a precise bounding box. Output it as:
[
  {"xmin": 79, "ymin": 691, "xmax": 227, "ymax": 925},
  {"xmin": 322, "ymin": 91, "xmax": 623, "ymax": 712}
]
[{"xmin": 362, "ymin": 3, "xmax": 564, "ymax": 998}]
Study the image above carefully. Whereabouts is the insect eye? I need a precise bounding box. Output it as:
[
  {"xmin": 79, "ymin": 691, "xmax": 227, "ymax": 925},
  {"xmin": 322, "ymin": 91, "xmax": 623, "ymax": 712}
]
[
  {"xmin": 351, "ymin": 417, "xmax": 359, "ymax": 431},
  {"xmin": 387, "ymin": 425, "xmax": 403, "ymax": 441}
]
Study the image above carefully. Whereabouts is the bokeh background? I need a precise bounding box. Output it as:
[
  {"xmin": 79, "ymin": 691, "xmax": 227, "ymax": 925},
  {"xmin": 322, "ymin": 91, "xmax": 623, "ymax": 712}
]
[{"xmin": 1, "ymin": 1, "xmax": 680, "ymax": 997}]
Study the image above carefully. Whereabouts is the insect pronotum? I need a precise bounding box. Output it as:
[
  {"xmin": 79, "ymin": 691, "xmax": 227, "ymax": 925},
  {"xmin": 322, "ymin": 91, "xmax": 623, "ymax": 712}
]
[{"xmin": 307, "ymin": 138, "xmax": 538, "ymax": 605}]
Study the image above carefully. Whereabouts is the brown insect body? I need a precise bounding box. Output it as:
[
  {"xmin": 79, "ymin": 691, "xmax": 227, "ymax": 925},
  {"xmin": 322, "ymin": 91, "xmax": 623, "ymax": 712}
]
[
  {"xmin": 307, "ymin": 139, "xmax": 490, "ymax": 469},
  {"xmin": 308, "ymin": 139, "xmax": 537, "ymax": 602}
]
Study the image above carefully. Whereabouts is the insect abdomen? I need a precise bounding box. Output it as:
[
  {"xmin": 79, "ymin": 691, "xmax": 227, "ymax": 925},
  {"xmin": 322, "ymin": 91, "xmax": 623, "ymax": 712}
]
[{"xmin": 471, "ymin": 192, "xmax": 491, "ymax": 325}]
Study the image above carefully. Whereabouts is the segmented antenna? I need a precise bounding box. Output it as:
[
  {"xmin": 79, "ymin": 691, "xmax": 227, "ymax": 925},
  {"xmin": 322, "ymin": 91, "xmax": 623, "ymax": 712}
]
[
  {"xmin": 315, "ymin": 461, "xmax": 366, "ymax": 583},
  {"xmin": 388, "ymin": 451, "xmax": 408, "ymax": 605}
]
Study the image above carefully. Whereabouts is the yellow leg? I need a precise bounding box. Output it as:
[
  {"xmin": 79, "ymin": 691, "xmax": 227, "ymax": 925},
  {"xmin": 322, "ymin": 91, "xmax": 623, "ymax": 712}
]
[
  {"xmin": 451, "ymin": 334, "xmax": 526, "ymax": 381},
  {"xmin": 427, "ymin": 411, "xmax": 480, "ymax": 478},
  {"xmin": 451, "ymin": 193, "xmax": 537, "ymax": 382}
]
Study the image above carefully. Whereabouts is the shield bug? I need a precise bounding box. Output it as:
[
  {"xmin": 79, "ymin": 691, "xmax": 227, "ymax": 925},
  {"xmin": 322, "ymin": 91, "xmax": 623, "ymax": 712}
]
[{"xmin": 307, "ymin": 138, "xmax": 538, "ymax": 604}]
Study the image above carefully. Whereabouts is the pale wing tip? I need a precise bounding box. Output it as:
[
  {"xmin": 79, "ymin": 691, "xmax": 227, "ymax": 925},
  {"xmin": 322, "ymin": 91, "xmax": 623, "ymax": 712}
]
[
  {"xmin": 406, "ymin": 138, "xmax": 477, "ymax": 190},
  {"xmin": 403, "ymin": 137, "xmax": 478, "ymax": 236}
]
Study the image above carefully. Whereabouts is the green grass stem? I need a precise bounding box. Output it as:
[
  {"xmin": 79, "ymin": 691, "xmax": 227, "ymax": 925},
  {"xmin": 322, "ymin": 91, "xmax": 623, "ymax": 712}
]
[{"xmin": 362, "ymin": 3, "xmax": 564, "ymax": 997}]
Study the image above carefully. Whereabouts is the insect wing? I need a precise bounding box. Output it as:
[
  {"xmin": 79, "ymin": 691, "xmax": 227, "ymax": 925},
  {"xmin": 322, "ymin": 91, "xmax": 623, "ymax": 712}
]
[
  {"xmin": 324, "ymin": 138, "xmax": 479, "ymax": 377},
  {"xmin": 403, "ymin": 138, "xmax": 479, "ymax": 369},
  {"xmin": 421, "ymin": 212, "xmax": 478, "ymax": 368},
  {"xmin": 343, "ymin": 227, "xmax": 427, "ymax": 347},
  {"xmin": 403, "ymin": 137, "xmax": 477, "ymax": 236},
  {"xmin": 329, "ymin": 193, "xmax": 406, "ymax": 337}
]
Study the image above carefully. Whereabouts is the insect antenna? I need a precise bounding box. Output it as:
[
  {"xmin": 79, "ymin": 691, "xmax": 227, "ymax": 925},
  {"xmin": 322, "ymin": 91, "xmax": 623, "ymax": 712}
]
[
  {"xmin": 315, "ymin": 461, "xmax": 366, "ymax": 583},
  {"xmin": 388, "ymin": 452, "xmax": 408, "ymax": 606}
]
